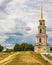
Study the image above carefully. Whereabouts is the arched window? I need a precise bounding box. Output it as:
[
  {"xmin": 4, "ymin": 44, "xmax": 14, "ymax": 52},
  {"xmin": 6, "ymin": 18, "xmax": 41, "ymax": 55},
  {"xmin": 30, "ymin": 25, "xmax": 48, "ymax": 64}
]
[
  {"xmin": 39, "ymin": 38, "xmax": 41, "ymax": 43},
  {"xmin": 40, "ymin": 22, "xmax": 42, "ymax": 25},
  {"xmin": 40, "ymin": 29, "xmax": 42, "ymax": 33}
]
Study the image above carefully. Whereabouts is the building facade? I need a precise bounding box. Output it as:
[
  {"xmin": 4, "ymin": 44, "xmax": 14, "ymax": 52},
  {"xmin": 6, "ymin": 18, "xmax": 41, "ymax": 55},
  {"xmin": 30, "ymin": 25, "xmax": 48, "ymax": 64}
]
[{"xmin": 34, "ymin": 5, "xmax": 50, "ymax": 54}]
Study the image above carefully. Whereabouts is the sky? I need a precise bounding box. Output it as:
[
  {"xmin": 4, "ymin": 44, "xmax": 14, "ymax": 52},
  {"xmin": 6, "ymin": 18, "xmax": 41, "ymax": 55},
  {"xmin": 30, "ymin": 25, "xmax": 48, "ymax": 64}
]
[{"xmin": 0, "ymin": 0, "xmax": 52, "ymax": 49}]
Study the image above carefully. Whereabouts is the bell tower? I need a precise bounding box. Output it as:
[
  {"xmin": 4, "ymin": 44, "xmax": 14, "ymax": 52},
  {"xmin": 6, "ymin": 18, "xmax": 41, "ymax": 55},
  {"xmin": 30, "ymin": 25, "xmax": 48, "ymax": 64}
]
[
  {"xmin": 34, "ymin": 5, "xmax": 50, "ymax": 54},
  {"xmin": 38, "ymin": 5, "xmax": 47, "ymax": 45}
]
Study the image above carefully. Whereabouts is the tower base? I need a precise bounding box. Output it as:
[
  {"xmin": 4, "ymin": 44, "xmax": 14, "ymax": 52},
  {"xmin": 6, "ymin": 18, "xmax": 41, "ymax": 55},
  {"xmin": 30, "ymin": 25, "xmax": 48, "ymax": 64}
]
[{"xmin": 34, "ymin": 44, "xmax": 50, "ymax": 54}]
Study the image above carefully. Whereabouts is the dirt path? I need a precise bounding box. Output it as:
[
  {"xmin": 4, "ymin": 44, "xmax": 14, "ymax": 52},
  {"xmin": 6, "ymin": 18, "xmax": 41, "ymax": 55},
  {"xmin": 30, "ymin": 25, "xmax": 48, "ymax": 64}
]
[{"xmin": 0, "ymin": 52, "xmax": 20, "ymax": 65}]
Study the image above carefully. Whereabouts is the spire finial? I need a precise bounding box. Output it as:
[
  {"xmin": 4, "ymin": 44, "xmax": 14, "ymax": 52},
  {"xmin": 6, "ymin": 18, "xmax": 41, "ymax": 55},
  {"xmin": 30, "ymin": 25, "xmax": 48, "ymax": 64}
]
[{"xmin": 41, "ymin": 3, "xmax": 44, "ymax": 20}]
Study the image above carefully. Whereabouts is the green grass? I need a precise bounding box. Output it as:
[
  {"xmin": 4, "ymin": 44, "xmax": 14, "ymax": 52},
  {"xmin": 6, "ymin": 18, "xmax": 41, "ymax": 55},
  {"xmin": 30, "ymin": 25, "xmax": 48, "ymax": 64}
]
[
  {"xmin": 32, "ymin": 52, "xmax": 52, "ymax": 65},
  {"xmin": 44, "ymin": 54, "xmax": 52, "ymax": 60},
  {"xmin": 5, "ymin": 62, "xmax": 41, "ymax": 65},
  {"xmin": 0, "ymin": 53, "xmax": 11, "ymax": 61},
  {"xmin": 0, "ymin": 51, "xmax": 52, "ymax": 65},
  {"xmin": 5, "ymin": 51, "xmax": 41, "ymax": 65}
]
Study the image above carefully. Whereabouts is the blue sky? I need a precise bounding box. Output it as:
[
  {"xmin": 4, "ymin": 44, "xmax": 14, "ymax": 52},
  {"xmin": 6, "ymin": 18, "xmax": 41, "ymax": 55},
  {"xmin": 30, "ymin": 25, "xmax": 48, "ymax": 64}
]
[{"xmin": 0, "ymin": 0, "xmax": 52, "ymax": 49}]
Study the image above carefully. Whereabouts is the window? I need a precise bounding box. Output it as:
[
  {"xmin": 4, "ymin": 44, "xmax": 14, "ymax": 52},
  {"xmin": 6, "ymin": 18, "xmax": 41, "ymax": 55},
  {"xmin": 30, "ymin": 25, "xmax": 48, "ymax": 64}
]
[
  {"xmin": 40, "ymin": 22, "xmax": 42, "ymax": 25},
  {"xmin": 40, "ymin": 29, "xmax": 42, "ymax": 33},
  {"xmin": 39, "ymin": 38, "xmax": 41, "ymax": 43}
]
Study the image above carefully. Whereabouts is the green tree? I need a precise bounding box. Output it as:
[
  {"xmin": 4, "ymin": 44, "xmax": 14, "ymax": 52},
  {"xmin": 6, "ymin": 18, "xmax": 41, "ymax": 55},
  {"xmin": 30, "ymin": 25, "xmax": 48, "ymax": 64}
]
[
  {"xmin": 0, "ymin": 45, "xmax": 3, "ymax": 52},
  {"xmin": 13, "ymin": 43, "xmax": 34, "ymax": 51},
  {"xmin": 14, "ymin": 44, "xmax": 21, "ymax": 51},
  {"xmin": 21, "ymin": 43, "xmax": 34, "ymax": 51},
  {"xmin": 50, "ymin": 47, "xmax": 52, "ymax": 52}
]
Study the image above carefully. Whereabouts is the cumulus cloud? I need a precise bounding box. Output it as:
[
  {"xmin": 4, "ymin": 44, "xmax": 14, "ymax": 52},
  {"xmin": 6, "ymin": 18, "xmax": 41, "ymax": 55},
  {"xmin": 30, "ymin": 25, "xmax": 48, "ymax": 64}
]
[{"xmin": 0, "ymin": 0, "xmax": 52, "ymax": 48}]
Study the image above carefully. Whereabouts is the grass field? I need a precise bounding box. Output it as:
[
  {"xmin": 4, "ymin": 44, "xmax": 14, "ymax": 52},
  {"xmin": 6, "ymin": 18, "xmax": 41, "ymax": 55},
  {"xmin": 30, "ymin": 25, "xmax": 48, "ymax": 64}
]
[
  {"xmin": 0, "ymin": 53, "xmax": 12, "ymax": 61},
  {"xmin": 0, "ymin": 51, "xmax": 52, "ymax": 65},
  {"xmin": 44, "ymin": 54, "xmax": 52, "ymax": 60}
]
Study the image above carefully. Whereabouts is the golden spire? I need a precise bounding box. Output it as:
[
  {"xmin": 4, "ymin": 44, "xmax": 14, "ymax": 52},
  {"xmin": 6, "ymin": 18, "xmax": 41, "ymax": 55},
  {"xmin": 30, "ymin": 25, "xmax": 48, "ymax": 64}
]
[{"xmin": 41, "ymin": 4, "xmax": 44, "ymax": 20}]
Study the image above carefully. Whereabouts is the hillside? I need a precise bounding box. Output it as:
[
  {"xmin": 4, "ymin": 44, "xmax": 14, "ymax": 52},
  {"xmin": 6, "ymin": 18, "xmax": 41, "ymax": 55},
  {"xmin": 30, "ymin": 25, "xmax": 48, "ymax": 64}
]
[{"xmin": 0, "ymin": 51, "xmax": 52, "ymax": 65}]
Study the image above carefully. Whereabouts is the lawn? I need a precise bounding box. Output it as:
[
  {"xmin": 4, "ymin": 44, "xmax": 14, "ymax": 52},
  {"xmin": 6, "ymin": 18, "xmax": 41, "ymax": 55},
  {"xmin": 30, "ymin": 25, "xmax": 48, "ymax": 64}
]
[
  {"xmin": 44, "ymin": 54, "xmax": 52, "ymax": 60},
  {"xmin": 5, "ymin": 51, "xmax": 41, "ymax": 65},
  {"xmin": 4, "ymin": 51, "xmax": 52, "ymax": 65},
  {"xmin": 32, "ymin": 52, "xmax": 52, "ymax": 65},
  {"xmin": 0, "ymin": 53, "xmax": 11, "ymax": 61}
]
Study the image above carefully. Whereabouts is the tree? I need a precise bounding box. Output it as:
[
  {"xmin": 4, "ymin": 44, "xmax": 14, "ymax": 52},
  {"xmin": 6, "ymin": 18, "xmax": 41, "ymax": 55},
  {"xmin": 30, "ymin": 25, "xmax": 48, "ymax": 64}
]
[
  {"xmin": 50, "ymin": 47, "xmax": 52, "ymax": 52},
  {"xmin": 0, "ymin": 45, "xmax": 3, "ymax": 52},
  {"xmin": 13, "ymin": 43, "xmax": 34, "ymax": 51},
  {"xmin": 28, "ymin": 44, "xmax": 34, "ymax": 51},
  {"xmin": 14, "ymin": 44, "xmax": 21, "ymax": 51},
  {"xmin": 21, "ymin": 43, "xmax": 34, "ymax": 51}
]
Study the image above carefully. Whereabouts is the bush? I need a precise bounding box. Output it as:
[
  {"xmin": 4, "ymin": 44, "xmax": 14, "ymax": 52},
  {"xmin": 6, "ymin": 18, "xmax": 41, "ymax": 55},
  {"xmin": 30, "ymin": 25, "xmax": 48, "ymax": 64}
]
[
  {"xmin": 0, "ymin": 45, "xmax": 3, "ymax": 52},
  {"xmin": 6, "ymin": 49, "xmax": 13, "ymax": 53},
  {"xmin": 50, "ymin": 47, "xmax": 52, "ymax": 52}
]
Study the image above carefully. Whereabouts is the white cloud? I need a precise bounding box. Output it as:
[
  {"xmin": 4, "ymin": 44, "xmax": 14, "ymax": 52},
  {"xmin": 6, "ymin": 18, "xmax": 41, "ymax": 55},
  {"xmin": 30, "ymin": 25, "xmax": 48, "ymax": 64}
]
[
  {"xmin": 0, "ymin": 0, "xmax": 52, "ymax": 48},
  {"xmin": 0, "ymin": 0, "xmax": 5, "ymax": 5}
]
